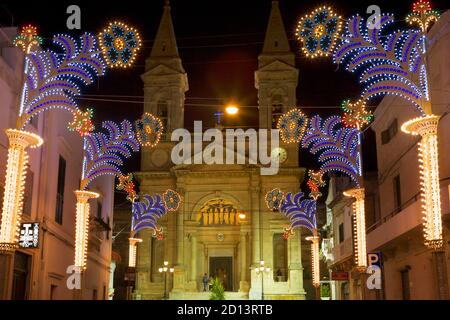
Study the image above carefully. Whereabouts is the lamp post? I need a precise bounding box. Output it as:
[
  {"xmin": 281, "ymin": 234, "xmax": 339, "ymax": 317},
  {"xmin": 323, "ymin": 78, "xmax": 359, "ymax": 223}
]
[
  {"xmin": 254, "ymin": 260, "xmax": 271, "ymax": 300},
  {"xmin": 158, "ymin": 261, "xmax": 174, "ymax": 300}
]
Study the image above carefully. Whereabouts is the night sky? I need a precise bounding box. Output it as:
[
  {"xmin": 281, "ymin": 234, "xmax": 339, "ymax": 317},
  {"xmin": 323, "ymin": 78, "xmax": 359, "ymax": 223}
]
[{"xmin": 1, "ymin": 0, "xmax": 448, "ymax": 194}]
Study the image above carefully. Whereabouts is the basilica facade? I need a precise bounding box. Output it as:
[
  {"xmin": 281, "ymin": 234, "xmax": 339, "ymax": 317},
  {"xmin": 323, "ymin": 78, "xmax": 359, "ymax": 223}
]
[{"xmin": 134, "ymin": 2, "xmax": 311, "ymax": 300}]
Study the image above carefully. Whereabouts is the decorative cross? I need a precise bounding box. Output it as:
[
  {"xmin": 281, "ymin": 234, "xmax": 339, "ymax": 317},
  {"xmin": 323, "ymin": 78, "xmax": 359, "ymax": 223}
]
[{"xmin": 214, "ymin": 111, "xmax": 224, "ymax": 125}]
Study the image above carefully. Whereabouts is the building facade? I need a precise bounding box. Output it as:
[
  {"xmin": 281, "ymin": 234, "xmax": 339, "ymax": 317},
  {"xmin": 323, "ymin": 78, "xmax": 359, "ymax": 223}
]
[
  {"xmin": 134, "ymin": 2, "xmax": 312, "ymax": 300},
  {"xmin": 0, "ymin": 27, "xmax": 114, "ymax": 300},
  {"xmin": 367, "ymin": 10, "xmax": 450, "ymax": 300}
]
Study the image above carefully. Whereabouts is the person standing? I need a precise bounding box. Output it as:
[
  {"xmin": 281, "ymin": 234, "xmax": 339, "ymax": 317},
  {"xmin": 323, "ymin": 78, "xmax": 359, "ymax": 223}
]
[{"xmin": 202, "ymin": 273, "xmax": 209, "ymax": 292}]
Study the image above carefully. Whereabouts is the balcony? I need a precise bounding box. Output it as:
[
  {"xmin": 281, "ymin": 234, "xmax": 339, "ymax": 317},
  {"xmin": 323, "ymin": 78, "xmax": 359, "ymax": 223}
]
[
  {"xmin": 366, "ymin": 196, "xmax": 421, "ymax": 251},
  {"xmin": 331, "ymin": 237, "xmax": 352, "ymax": 264}
]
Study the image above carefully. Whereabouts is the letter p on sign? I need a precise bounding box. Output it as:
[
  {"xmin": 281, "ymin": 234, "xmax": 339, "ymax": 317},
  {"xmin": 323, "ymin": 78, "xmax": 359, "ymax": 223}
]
[{"xmin": 367, "ymin": 252, "xmax": 381, "ymax": 268}]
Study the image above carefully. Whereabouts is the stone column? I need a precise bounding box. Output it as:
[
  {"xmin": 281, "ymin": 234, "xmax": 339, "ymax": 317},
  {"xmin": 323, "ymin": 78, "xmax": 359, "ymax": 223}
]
[
  {"xmin": 239, "ymin": 231, "xmax": 250, "ymax": 292},
  {"xmin": 189, "ymin": 233, "xmax": 198, "ymax": 291},
  {"xmin": 172, "ymin": 188, "xmax": 185, "ymax": 292},
  {"xmin": 249, "ymin": 181, "xmax": 261, "ymax": 299},
  {"xmin": 250, "ymin": 186, "xmax": 260, "ymax": 264},
  {"xmin": 288, "ymin": 230, "xmax": 306, "ymax": 299}
]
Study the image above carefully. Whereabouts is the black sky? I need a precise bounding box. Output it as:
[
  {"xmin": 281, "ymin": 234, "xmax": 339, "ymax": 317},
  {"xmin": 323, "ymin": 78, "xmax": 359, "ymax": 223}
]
[{"xmin": 1, "ymin": 0, "xmax": 448, "ymax": 184}]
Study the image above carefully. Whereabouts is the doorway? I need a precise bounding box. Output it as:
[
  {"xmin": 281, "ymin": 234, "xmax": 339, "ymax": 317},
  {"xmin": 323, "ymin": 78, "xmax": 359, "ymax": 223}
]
[
  {"xmin": 12, "ymin": 251, "xmax": 31, "ymax": 300},
  {"xmin": 209, "ymin": 257, "xmax": 233, "ymax": 291}
]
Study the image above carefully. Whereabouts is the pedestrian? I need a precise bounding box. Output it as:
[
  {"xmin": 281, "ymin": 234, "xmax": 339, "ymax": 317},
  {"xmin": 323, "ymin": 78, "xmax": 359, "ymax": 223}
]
[{"xmin": 202, "ymin": 273, "xmax": 209, "ymax": 292}]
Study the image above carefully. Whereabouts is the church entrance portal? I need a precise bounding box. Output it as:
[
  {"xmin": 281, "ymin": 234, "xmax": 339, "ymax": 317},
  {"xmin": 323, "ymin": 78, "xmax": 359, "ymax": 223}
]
[{"xmin": 209, "ymin": 257, "xmax": 233, "ymax": 291}]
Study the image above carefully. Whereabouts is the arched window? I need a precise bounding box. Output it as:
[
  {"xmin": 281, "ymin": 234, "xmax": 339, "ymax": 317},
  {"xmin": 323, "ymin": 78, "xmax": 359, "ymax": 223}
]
[
  {"xmin": 157, "ymin": 100, "xmax": 168, "ymax": 131},
  {"xmin": 273, "ymin": 233, "xmax": 288, "ymax": 282}
]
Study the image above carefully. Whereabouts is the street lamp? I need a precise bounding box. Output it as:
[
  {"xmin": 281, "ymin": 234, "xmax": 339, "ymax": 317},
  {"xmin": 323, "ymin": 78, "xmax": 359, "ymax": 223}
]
[
  {"xmin": 225, "ymin": 104, "xmax": 239, "ymax": 115},
  {"xmin": 158, "ymin": 261, "xmax": 174, "ymax": 300},
  {"xmin": 255, "ymin": 260, "xmax": 271, "ymax": 300}
]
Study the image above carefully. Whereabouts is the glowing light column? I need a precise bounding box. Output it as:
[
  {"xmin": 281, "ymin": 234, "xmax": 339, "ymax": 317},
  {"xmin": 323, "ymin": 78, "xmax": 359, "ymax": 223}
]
[
  {"xmin": 128, "ymin": 237, "xmax": 143, "ymax": 268},
  {"xmin": 402, "ymin": 116, "xmax": 442, "ymax": 249},
  {"xmin": 306, "ymin": 234, "xmax": 320, "ymax": 289},
  {"xmin": 74, "ymin": 190, "xmax": 100, "ymax": 269},
  {"xmin": 343, "ymin": 188, "xmax": 367, "ymax": 270},
  {"xmin": 0, "ymin": 129, "xmax": 42, "ymax": 252}
]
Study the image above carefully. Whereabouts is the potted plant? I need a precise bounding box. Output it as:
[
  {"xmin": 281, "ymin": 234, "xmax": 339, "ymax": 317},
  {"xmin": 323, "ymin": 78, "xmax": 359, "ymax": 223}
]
[
  {"xmin": 210, "ymin": 278, "xmax": 226, "ymax": 300},
  {"xmin": 320, "ymin": 283, "xmax": 331, "ymax": 300}
]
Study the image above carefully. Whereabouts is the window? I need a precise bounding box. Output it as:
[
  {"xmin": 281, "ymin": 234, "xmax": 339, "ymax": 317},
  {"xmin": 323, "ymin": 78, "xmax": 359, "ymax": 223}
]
[
  {"xmin": 338, "ymin": 223, "xmax": 344, "ymax": 243},
  {"xmin": 393, "ymin": 175, "xmax": 402, "ymax": 213},
  {"xmin": 157, "ymin": 101, "xmax": 168, "ymax": 132},
  {"xmin": 272, "ymin": 234, "xmax": 288, "ymax": 282},
  {"xmin": 55, "ymin": 156, "xmax": 66, "ymax": 225},
  {"xmin": 381, "ymin": 119, "xmax": 398, "ymax": 145}
]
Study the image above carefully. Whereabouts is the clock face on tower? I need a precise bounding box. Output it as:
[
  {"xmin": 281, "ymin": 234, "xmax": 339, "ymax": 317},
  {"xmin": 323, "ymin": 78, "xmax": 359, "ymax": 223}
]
[
  {"xmin": 151, "ymin": 149, "xmax": 169, "ymax": 168},
  {"xmin": 271, "ymin": 147, "xmax": 288, "ymax": 164}
]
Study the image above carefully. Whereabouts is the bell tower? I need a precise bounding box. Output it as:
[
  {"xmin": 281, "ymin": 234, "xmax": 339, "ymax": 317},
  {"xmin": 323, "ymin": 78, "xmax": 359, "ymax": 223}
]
[
  {"xmin": 255, "ymin": 1, "xmax": 299, "ymax": 168},
  {"xmin": 141, "ymin": 1, "xmax": 189, "ymax": 171},
  {"xmin": 255, "ymin": 0, "xmax": 298, "ymax": 130}
]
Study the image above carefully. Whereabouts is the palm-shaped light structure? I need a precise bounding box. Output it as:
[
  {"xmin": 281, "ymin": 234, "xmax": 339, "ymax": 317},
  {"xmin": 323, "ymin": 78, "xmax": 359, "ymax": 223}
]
[
  {"xmin": 17, "ymin": 33, "xmax": 105, "ymax": 129},
  {"xmin": 74, "ymin": 120, "xmax": 139, "ymax": 270},
  {"xmin": 302, "ymin": 115, "xmax": 362, "ymax": 185},
  {"xmin": 1, "ymin": 33, "xmax": 105, "ymax": 253},
  {"xmin": 128, "ymin": 189, "xmax": 181, "ymax": 268},
  {"xmin": 279, "ymin": 192, "xmax": 320, "ymax": 288},
  {"xmin": 334, "ymin": 12, "xmax": 444, "ymax": 252},
  {"xmin": 302, "ymin": 115, "xmax": 368, "ymax": 271}
]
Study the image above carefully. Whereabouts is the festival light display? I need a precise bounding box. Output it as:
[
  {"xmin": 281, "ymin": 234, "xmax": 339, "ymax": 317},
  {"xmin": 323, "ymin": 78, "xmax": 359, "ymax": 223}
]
[
  {"xmin": 305, "ymin": 234, "xmax": 321, "ymax": 288},
  {"xmin": 74, "ymin": 120, "xmax": 139, "ymax": 269},
  {"xmin": 277, "ymin": 191, "xmax": 320, "ymax": 288},
  {"xmin": 302, "ymin": 114, "xmax": 367, "ymax": 269},
  {"xmin": 264, "ymin": 188, "xmax": 285, "ymax": 211},
  {"xmin": 402, "ymin": 115, "xmax": 443, "ymax": 249},
  {"xmin": 341, "ymin": 99, "xmax": 373, "ymax": 130},
  {"xmin": 68, "ymin": 108, "xmax": 95, "ymax": 137},
  {"xmin": 307, "ymin": 170, "xmax": 325, "ymax": 201},
  {"xmin": 0, "ymin": 130, "xmax": 42, "ymax": 252},
  {"xmin": 1, "ymin": 33, "xmax": 106, "ymax": 253},
  {"xmin": 334, "ymin": 14, "xmax": 430, "ymax": 114},
  {"xmin": 276, "ymin": 108, "xmax": 308, "ymax": 144},
  {"xmin": 334, "ymin": 8, "xmax": 444, "ymax": 254},
  {"xmin": 80, "ymin": 120, "xmax": 140, "ymax": 190},
  {"xmin": 17, "ymin": 33, "xmax": 105, "ymax": 128},
  {"xmin": 343, "ymin": 188, "xmax": 367, "ymax": 269},
  {"xmin": 117, "ymin": 173, "xmax": 138, "ymax": 203},
  {"xmin": 128, "ymin": 237, "xmax": 143, "ymax": 268},
  {"xmin": 98, "ymin": 21, "xmax": 142, "ymax": 69},
  {"xmin": 296, "ymin": 6, "xmax": 343, "ymax": 58},
  {"xmin": 74, "ymin": 190, "xmax": 99, "ymax": 269},
  {"xmin": 162, "ymin": 189, "xmax": 181, "ymax": 212},
  {"xmin": 406, "ymin": 0, "xmax": 440, "ymax": 32},
  {"xmin": 132, "ymin": 194, "xmax": 169, "ymax": 239},
  {"xmin": 302, "ymin": 115, "xmax": 362, "ymax": 186},
  {"xmin": 279, "ymin": 192, "xmax": 317, "ymax": 239},
  {"xmin": 135, "ymin": 113, "xmax": 164, "ymax": 147},
  {"xmin": 13, "ymin": 25, "xmax": 43, "ymax": 54}
]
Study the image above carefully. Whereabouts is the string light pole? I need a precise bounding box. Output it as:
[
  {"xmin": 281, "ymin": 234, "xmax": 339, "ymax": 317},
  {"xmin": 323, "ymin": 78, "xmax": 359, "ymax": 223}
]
[{"xmin": 159, "ymin": 261, "xmax": 174, "ymax": 300}]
